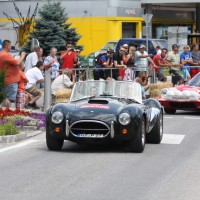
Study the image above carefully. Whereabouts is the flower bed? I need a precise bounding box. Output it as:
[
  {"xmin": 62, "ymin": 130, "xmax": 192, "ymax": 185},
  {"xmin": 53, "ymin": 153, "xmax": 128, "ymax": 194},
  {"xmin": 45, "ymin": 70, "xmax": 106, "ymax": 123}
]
[{"xmin": 0, "ymin": 108, "xmax": 46, "ymax": 136}]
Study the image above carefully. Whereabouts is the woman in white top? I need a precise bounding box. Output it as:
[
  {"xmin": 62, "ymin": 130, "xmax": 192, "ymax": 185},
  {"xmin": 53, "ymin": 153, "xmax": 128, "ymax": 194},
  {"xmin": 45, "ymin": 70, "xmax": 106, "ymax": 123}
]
[{"xmin": 44, "ymin": 47, "xmax": 60, "ymax": 80}]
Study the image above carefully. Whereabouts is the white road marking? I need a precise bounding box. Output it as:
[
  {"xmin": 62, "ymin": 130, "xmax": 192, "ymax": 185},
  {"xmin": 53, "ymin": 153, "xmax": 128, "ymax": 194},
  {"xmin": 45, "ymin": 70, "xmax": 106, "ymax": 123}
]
[
  {"xmin": 161, "ymin": 134, "xmax": 185, "ymax": 144},
  {"xmin": 184, "ymin": 117, "xmax": 200, "ymax": 120},
  {"xmin": 0, "ymin": 140, "xmax": 37, "ymax": 153},
  {"xmin": 164, "ymin": 117, "xmax": 173, "ymax": 119}
]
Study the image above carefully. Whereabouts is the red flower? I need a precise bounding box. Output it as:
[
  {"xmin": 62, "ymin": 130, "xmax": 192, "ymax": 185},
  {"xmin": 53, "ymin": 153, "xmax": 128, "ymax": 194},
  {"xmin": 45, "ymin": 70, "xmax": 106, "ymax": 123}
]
[{"xmin": 0, "ymin": 108, "xmax": 31, "ymax": 118}]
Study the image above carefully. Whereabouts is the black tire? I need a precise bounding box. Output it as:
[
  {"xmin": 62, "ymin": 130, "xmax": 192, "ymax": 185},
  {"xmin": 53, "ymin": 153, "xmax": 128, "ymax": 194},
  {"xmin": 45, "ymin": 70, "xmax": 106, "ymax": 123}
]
[
  {"xmin": 129, "ymin": 118, "xmax": 146, "ymax": 153},
  {"xmin": 164, "ymin": 107, "xmax": 176, "ymax": 114},
  {"xmin": 46, "ymin": 131, "xmax": 64, "ymax": 151},
  {"xmin": 146, "ymin": 112, "xmax": 163, "ymax": 144}
]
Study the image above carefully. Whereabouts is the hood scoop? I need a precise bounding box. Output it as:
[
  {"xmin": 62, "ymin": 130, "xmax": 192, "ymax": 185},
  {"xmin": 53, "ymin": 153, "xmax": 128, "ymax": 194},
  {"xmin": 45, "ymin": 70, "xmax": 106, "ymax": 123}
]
[{"xmin": 88, "ymin": 99, "xmax": 109, "ymax": 104}]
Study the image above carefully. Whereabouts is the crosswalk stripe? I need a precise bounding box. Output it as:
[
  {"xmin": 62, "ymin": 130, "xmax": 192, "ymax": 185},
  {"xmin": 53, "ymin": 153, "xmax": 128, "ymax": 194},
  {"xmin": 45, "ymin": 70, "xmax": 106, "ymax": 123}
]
[
  {"xmin": 184, "ymin": 117, "xmax": 200, "ymax": 120},
  {"xmin": 161, "ymin": 134, "xmax": 185, "ymax": 144},
  {"xmin": 0, "ymin": 140, "xmax": 37, "ymax": 153}
]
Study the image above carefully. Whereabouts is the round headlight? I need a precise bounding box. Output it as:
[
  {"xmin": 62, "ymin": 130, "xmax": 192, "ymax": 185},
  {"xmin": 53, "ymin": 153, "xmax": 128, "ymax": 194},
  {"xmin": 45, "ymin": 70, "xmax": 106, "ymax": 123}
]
[
  {"xmin": 162, "ymin": 89, "xmax": 168, "ymax": 95},
  {"xmin": 52, "ymin": 111, "xmax": 64, "ymax": 124},
  {"xmin": 119, "ymin": 113, "xmax": 131, "ymax": 125}
]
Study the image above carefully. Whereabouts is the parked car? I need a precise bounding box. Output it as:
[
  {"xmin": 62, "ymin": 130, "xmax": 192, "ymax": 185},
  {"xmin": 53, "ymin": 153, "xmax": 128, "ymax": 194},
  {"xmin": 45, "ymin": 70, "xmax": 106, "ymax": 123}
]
[
  {"xmin": 10, "ymin": 47, "xmax": 20, "ymax": 57},
  {"xmin": 94, "ymin": 40, "xmax": 118, "ymax": 57},
  {"xmin": 46, "ymin": 80, "xmax": 163, "ymax": 153},
  {"xmin": 115, "ymin": 38, "xmax": 168, "ymax": 55},
  {"xmin": 158, "ymin": 72, "xmax": 200, "ymax": 114},
  {"xmin": 81, "ymin": 53, "xmax": 95, "ymax": 67}
]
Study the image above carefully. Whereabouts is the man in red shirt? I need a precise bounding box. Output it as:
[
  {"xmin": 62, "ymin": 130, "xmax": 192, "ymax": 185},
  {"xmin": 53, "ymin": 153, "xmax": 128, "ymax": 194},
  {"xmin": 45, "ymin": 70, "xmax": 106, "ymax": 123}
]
[
  {"xmin": 0, "ymin": 40, "xmax": 26, "ymax": 108},
  {"xmin": 152, "ymin": 48, "xmax": 170, "ymax": 82},
  {"xmin": 60, "ymin": 42, "xmax": 77, "ymax": 69}
]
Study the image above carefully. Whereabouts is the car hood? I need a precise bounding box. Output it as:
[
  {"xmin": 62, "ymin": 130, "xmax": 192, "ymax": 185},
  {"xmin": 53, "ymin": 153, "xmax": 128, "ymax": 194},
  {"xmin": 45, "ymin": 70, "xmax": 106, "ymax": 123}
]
[
  {"xmin": 68, "ymin": 98, "xmax": 127, "ymax": 123},
  {"xmin": 159, "ymin": 85, "xmax": 200, "ymax": 101}
]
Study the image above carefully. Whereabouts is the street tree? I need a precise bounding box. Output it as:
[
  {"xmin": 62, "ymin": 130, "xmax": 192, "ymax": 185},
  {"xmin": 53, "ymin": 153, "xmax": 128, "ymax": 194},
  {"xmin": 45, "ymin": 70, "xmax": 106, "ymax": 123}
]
[{"xmin": 23, "ymin": 2, "xmax": 82, "ymax": 56}]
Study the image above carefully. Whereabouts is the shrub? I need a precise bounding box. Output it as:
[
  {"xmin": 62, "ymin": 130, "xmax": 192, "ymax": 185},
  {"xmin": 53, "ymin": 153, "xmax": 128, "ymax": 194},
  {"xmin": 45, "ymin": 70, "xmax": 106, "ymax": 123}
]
[{"xmin": 0, "ymin": 121, "xmax": 19, "ymax": 136}]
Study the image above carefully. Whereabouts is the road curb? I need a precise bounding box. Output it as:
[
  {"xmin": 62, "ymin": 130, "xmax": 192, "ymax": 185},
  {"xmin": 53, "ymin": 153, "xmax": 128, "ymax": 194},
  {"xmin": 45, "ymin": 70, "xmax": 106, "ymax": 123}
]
[{"xmin": 0, "ymin": 128, "xmax": 45, "ymax": 143}]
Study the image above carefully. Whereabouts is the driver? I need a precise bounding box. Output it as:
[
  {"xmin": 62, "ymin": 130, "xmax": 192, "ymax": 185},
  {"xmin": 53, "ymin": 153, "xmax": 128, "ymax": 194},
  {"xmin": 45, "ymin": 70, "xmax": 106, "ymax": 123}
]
[{"xmin": 90, "ymin": 86, "xmax": 98, "ymax": 96}]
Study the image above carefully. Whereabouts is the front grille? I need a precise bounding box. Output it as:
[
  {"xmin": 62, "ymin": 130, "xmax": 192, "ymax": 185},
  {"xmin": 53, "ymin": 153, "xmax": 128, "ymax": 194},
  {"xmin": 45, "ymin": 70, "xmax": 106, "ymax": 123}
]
[
  {"xmin": 70, "ymin": 120, "xmax": 110, "ymax": 138},
  {"xmin": 169, "ymin": 102, "xmax": 196, "ymax": 109}
]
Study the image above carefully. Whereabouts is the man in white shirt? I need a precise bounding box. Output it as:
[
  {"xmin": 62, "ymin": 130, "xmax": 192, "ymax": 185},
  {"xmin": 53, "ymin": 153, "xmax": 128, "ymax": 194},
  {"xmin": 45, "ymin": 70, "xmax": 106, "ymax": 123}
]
[
  {"xmin": 51, "ymin": 69, "xmax": 76, "ymax": 95},
  {"xmin": 25, "ymin": 61, "xmax": 44, "ymax": 109},
  {"xmin": 134, "ymin": 44, "xmax": 157, "ymax": 77},
  {"xmin": 24, "ymin": 46, "xmax": 43, "ymax": 73}
]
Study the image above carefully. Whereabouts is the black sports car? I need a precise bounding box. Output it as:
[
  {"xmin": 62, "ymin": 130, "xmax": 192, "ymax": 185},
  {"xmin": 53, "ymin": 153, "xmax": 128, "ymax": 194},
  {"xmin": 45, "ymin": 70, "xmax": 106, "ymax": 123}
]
[{"xmin": 46, "ymin": 80, "xmax": 163, "ymax": 153}]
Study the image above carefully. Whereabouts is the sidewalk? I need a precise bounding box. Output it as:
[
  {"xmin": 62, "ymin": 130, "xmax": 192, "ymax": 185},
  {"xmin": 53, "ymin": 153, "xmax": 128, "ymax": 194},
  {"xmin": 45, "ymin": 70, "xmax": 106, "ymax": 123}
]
[{"xmin": 0, "ymin": 129, "xmax": 44, "ymax": 143}]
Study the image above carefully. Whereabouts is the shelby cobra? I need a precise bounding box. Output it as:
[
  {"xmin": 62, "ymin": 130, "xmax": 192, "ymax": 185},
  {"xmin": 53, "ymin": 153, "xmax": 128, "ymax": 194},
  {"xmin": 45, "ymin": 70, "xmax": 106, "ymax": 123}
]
[
  {"xmin": 158, "ymin": 72, "xmax": 200, "ymax": 114},
  {"xmin": 46, "ymin": 80, "xmax": 163, "ymax": 153}
]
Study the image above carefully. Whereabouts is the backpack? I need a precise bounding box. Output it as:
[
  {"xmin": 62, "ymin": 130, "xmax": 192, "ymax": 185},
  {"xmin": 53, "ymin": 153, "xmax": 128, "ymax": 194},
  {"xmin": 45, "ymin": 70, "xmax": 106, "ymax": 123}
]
[{"xmin": 95, "ymin": 53, "xmax": 108, "ymax": 65}]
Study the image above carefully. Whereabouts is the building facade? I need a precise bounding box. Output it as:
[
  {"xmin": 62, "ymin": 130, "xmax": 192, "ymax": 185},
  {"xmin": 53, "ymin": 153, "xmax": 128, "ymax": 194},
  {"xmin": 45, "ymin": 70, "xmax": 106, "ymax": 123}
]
[
  {"xmin": 0, "ymin": 0, "xmax": 199, "ymax": 55},
  {"xmin": 0, "ymin": 0, "xmax": 143, "ymax": 55},
  {"xmin": 141, "ymin": 0, "xmax": 199, "ymax": 39}
]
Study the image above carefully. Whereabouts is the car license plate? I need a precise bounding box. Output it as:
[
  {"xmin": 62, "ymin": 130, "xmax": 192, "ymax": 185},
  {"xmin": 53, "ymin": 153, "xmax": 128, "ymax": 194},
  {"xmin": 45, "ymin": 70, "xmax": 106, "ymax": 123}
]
[
  {"xmin": 77, "ymin": 134, "xmax": 104, "ymax": 138},
  {"xmin": 172, "ymin": 96, "xmax": 190, "ymax": 100}
]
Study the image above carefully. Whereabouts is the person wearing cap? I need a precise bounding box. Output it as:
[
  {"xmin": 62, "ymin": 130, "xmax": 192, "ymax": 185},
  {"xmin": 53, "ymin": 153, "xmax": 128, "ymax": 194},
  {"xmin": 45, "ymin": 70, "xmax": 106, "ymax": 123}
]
[
  {"xmin": 102, "ymin": 49, "xmax": 115, "ymax": 80},
  {"xmin": 168, "ymin": 44, "xmax": 184, "ymax": 86},
  {"xmin": 134, "ymin": 44, "xmax": 157, "ymax": 77},
  {"xmin": 180, "ymin": 45, "xmax": 192, "ymax": 82}
]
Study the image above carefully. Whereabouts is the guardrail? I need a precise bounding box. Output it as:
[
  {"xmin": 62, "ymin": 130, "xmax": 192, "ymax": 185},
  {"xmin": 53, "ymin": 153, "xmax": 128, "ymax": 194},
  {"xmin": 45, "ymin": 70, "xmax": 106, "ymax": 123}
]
[{"xmin": 44, "ymin": 65, "xmax": 200, "ymax": 111}]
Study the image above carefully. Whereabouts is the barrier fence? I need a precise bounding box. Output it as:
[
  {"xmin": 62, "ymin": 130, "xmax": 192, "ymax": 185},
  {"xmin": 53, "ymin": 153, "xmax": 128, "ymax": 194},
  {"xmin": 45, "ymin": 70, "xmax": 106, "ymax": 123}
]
[{"xmin": 43, "ymin": 65, "xmax": 200, "ymax": 111}]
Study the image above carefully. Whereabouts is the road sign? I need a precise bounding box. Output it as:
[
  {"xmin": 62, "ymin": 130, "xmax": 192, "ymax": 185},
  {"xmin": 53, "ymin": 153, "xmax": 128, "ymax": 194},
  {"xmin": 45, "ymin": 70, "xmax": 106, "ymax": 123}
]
[{"xmin": 142, "ymin": 14, "xmax": 153, "ymax": 24}]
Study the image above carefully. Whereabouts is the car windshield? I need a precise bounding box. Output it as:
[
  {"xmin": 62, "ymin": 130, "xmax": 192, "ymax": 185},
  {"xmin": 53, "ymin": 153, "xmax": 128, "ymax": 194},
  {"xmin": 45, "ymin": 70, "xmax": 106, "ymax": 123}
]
[
  {"xmin": 188, "ymin": 72, "xmax": 200, "ymax": 87},
  {"xmin": 151, "ymin": 40, "xmax": 167, "ymax": 49},
  {"xmin": 87, "ymin": 53, "xmax": 95, "ymax": 58},
  {"xmin": 70, "ymin": 80, "xmax": 142, "ymax": 103},
  {"xmin": 101, "ymin": 42, "xmax": 117, "ymax": 50}
]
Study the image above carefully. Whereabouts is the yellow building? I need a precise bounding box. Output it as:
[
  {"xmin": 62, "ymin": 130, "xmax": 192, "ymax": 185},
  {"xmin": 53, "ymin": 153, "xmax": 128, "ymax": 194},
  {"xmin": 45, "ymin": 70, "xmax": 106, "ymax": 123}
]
[
  {"xmin": 0, "ymin": 0, "xmax": 144, "ymax": 55},
  {"xmin": 68, "ymin": 16, "xmax": 143, "ymax": 55}
]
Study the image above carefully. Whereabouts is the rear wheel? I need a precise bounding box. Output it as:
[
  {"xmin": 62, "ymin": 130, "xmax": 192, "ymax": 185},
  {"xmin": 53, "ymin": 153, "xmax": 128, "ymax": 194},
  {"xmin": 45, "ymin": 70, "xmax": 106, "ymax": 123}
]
[
  {"xmin": 164, "ymin": 107, "xmax": 176, "ymax": 114},
  {"xmin": 129, "ymin": 118, "xmax": 146, "ymax": 153},
  {"xmin": 46, "ymin": 130, "xmax": 64, "ymax": 151},
  {"xmin": 146, "ymin": 112, "xmax": 163, "ymax": 144}
]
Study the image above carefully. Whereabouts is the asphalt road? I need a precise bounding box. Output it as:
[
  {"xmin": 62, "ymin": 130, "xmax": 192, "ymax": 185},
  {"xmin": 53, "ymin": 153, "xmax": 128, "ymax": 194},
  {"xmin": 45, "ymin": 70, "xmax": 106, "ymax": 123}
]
[{"xmin": 0, "ymin": 111, "xmax": 200, "ymax": 200}]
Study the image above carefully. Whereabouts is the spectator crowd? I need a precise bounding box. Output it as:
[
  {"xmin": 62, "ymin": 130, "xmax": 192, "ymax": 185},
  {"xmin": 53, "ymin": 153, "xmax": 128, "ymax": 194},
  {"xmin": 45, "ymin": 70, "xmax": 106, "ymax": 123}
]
[{"xmin": 0, "ymin": 39, "xmax": 200, "ymax": 110}]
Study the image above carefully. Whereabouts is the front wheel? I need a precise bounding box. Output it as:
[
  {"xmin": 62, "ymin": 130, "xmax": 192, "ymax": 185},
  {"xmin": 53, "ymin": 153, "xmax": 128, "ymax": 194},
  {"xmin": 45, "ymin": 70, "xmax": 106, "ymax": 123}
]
[
  {"xmin": 129, "ymin": 118, "xmax": 146, "ymax": 153},
  {"xmin": 46, "ymin": 131, "xmax": 64, "ymax": 151},
  {"xmin": 164, "ymin": 107, "xmax": 176, "ymax": 114},
  {"xmin": 146, "ymin": 112, "xmax": 163, "ymax": 144}
]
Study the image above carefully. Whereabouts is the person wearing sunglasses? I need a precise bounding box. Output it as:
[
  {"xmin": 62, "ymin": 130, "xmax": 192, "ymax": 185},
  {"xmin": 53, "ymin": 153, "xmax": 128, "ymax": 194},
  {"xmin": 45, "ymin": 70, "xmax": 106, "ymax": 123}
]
[
  {"xmin": 111, "ymin": 46, "xmax": 127, "ymax": 80},
  {"xmin": 60, "ymin": 41, "xmax": 77, "ymax": 70}
]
